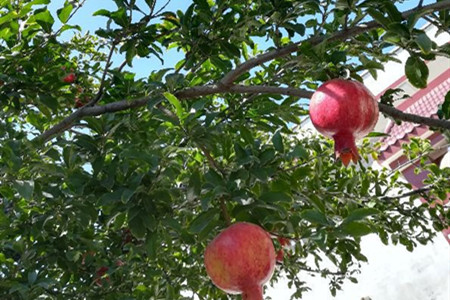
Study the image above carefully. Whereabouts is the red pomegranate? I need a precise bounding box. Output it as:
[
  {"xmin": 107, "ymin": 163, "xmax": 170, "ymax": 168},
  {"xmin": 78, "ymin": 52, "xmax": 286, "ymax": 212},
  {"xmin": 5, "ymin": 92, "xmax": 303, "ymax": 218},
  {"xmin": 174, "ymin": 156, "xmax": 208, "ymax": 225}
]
[
  {"xmin": 275, "ymin": 237, "xmax": 290, "ymax": 263},
  {"xmin": 204, "ymin": 222, "xmax": 276, "ymax": 300},
  {"xmin": 63, "ymin": 73, "xmax": 76, "ymax": 83},
  {"xmin": 275, "ymin": 248, "xmax": 284, "ymax": 263},
  {"xmin": 309, "ymin": 79, "xmax": 378, "ymax": 166}
]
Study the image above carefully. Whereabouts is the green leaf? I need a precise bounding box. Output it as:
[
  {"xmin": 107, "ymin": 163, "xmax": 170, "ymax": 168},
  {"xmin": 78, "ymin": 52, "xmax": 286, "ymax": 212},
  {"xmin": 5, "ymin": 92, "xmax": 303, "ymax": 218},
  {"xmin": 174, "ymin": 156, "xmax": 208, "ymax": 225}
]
[
  {"xmin": 28, "ymin": 270, "xmax": 37, "ymax": 285},
  {"xmin": 260, "ymin": 191, "xmax": 292, "ymax": 203},
  {"xmin": 367, "ymin": 8, "xmax": 390, "ymax": 27},
  {"xmin": 306, "ymin": 194, "xmax": 326, "ymax": 213},
  {"xmin": 125, "ymin": 44, "xmax": 136, "ymax": 66},
  {"xmin": 57, "ymin": 3, "xmax": 73, "ymax": 23},
  {"xmin": 188, "ymin": 209, "xmax": 219, "ymax": 234},
  {"xmin": 366, "ymin": 132, "xmax": 390, "ymax": 137},
  {"xmin": 163, "ymin": 92, "xmax": 184, "ymax": 120},
  {"xmin": 284, "ymin": 22, "xmax": 305, "ymax": 36},
  {"xmin": 300, "ymin": 209, "xmax": 330, "ymax": 226},
  {"xmin": 342, "ymin": 208, "xmax": 379, "ymax": 225},
  {"xmin": 129, "ymin": 216, "xmax": 146, "ymax": 239},
  {"xmin": 13, "ymin": 180, "xmax": 34, "ymax": 200},
  {"xmin": 93, "ymin": 9, "xmax": 111, "ymax": 17},
  {"xmin": 34, "ymin": 9, "xmax": 55, "ymax": 33},
  {"xmin": 438, "ymin": 91, "xmax": 450, "ymax": 120},
  {"xmin": 330, "ymin": 51, "xmax": 347, "ymax": 65},
  {"xmin": 239, "ymin": 126, "xmax": 254, "ymax": 146},
  {"xmin": 387, "ymin": 23, "xmax": 410, "ymax": 39},
  {"xmin": 415, "ymin": 33, "xmax": 432, "ymax": 54},
  {"xmin": 291, "ymin": 144, "xmax": 308, "ymax": 160},
  {"xmin": 145, "ymin": 233, "xmax": 158, "ymax": 259},
  {"xmin": 220, "ymin": 41, "xmax": 241, "ymax": 58},
  {"xmin": 272, "ymin": 131, "xmax": 284, "ymax": 153},
  {"xmin": 110, "ymin": 8, "xmax": 128, "ymax": 27},
  {"xmin": 405, "ymin": 56, "xmax": 429, "ymax": 89},
  {"xmin": 341, "ymin": 222, "xmax": 373, "ymax": 237}
]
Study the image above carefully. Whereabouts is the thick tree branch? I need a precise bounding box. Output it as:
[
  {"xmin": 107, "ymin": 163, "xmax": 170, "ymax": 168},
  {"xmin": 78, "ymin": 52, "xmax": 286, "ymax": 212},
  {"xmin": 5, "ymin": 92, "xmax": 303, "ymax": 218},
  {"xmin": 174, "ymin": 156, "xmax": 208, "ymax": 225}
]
[
  {"xmin": 35, "ymin": 84, "xmax": 450, "ymax": 142},
  {"xmin": 219, "ymin": 0, "xmax": 450, "ymax": 86},
  {"xmin": 230, "ymin": 85, "xmax": 314, "ymax": 98},
  {"xmin": 379, "ymin": 103, "xmax": 450, "ymax": 130}
]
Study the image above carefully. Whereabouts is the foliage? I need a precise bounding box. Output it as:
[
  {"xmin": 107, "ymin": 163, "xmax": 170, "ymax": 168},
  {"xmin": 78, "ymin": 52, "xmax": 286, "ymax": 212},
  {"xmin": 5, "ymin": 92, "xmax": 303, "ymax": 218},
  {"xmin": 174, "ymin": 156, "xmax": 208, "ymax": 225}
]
[{"xmin": 0, "ymin": 0, "xmax": 449, "ymax": 299}]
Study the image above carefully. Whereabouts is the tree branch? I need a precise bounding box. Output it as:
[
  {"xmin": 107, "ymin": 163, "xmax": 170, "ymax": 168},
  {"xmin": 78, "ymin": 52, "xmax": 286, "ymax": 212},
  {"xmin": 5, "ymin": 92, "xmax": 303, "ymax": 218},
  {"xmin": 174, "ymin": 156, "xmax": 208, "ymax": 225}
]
[
  {"xmin": 33, "ymin": 1, "xmax": 450, "ymax": 143},
  {"xmin": 219, "ymin": 0, "xmax": 450, "ymax": 86},
  {"xmin": 220, "ymin": 198, "xmax": 232, "ymax": 226},
  {"xmin": 378, "ymin": 103, "xmax": 450, "ymax": 130},
  {"xmin": 34, "ymin": 84, "xmax": 450, "ymax": 143},
  {"xmin": 89, "ymin": 41, "xmax": 119, "ymax": 106},
  {"xmin": 380, "ymin": 185, "xmax": 433, "ymax": 201},
  {"xmin": 423, "ymin": 14, "xmax": 450, "ymax": 35},
  {"xmin": 297, "ymin": 266, "xmax": 345, "ymax": 276}
]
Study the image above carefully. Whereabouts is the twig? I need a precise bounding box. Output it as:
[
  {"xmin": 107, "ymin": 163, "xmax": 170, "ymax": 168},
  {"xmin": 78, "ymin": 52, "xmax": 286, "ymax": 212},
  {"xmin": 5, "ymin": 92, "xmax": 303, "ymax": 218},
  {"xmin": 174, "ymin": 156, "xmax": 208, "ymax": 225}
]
[
  {"xmin": 197, "ymin": 143, "xmax": 225, "ymax": 176},
  {"xmin": 52, "ymin": 0, "xmax": 87, "ymax": 40},
  {"xmin": 117, "ymin": 60, "xmax": 128, "ymax": 73},
  {"xmin": 281, "ymin": 153, "xmax": 330, "ymax": 173},
  {"xmin": 194, "ymin": 138, "xmax": 230, "ymax": 225},
  {"xmin": 220, "ymin": 198, "xmax": 232, "ymax": 226},
  {"xmin": 298, "ymin": 266, "xmax": 345, "ymax": 276},
  {"xmin": 153, "ymin": 0, "xmax": 172, "ymax": 18},
  {"xmin": 88, "ymin": 41, "xmax": 119, "ymax": 106},
  {"xmin": 380, "ymin": 186, "xmax": 433, "ymax": 201},
  {"xmin": 423, "ymin": 14, "xmax": 450, "ymax": 35}
]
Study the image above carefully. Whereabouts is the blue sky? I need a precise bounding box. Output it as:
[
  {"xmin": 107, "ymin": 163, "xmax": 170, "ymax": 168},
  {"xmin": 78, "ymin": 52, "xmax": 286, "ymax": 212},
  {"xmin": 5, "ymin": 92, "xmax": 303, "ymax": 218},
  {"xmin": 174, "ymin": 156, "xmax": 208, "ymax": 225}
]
[
  {"xmin": 47, "ymin": 0, "xmax": 434, "ymax": 79},
  {"xmin": 48, "ymin": 0, "xmax": 193, "ymax": 78}
]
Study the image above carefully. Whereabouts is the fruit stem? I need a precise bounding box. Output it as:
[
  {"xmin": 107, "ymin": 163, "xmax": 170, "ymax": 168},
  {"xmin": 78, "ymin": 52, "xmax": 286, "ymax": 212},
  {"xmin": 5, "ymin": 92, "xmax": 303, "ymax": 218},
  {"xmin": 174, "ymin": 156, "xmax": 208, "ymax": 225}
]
[{"xmin": 242, "ymin": 285, "xmax": 263, "ymax": 300}]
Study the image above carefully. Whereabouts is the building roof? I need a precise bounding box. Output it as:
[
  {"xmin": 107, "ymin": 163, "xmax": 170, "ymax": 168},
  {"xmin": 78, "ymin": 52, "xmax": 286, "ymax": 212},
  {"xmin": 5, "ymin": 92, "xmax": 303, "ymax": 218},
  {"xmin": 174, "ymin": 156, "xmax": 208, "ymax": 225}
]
[{"xmin": 379, "ymin": 74, "xmax": 450, "ymax": 153}]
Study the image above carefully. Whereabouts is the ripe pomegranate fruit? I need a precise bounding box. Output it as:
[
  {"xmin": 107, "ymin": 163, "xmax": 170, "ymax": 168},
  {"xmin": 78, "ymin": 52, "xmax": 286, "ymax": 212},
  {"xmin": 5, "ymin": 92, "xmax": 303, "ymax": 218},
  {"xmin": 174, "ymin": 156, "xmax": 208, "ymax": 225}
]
[
  {"xmin": 204, "ymin": 222, "xmax": 276, "ymax": 300},
  {"xmin": 63, "ymin": 73, "xmax": 76, "ymax": 83},
  {"xmin": 309, "ymin": 79, "xmax": 378, "ymax": 166}
]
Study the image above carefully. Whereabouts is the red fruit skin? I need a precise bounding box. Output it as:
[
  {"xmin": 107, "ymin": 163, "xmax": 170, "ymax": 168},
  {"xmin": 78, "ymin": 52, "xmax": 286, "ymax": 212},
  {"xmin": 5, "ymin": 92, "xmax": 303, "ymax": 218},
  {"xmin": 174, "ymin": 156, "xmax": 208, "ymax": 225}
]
[
  {"xmin": 115, "ymin": 260, "xmax": 125, "ymax": 267},
  {"xmin": 74, "ymin": 98, "xmax": 84, "ymax": 108},
  {"xmin": 277, "ymin": 237, "xmax": 290, "ymax": 247},
  {"xmin": 204, "ymin": 222, "xmax": 276, "ymax": 299},
  {"xmin": 63, "ymin": 73, "xmax": 76, "ymax": 83},
  {"xmin": 309, "ymin": 79, "xmax": 378, "ymax": 166},
  {"xmin": 94, "ymin": 266, "xmax": 110, "ymax": 286},
  {"xmin": 275, "ymin": 249, "xmax": 284, "ymax": 263}
]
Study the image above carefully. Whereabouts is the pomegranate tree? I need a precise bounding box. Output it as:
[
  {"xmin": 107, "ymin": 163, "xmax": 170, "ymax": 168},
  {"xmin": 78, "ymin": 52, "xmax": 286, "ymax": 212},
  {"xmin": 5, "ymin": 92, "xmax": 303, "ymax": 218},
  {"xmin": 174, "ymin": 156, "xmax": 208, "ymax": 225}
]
[
  {"xmin": 204, "ymin": 222, "xmax": 276, "ymax": 300},
  {"xmin": 309, "ymin": 78, "xmax": 379, "ymax": 166}
]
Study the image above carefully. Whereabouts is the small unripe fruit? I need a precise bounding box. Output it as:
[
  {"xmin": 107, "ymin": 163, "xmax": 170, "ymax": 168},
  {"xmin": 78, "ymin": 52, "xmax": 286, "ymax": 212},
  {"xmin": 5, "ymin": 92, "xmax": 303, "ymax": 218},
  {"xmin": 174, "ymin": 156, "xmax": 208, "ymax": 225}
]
[
  {"xmin": 94, "ymin": 266, "xmax": 110, "ymax": 287},
  {"xmin": 115, "ymin": 260, "xmax": 125, "ymax": 267},
  {"xmin": 204, "ymin": 222, "xmax": 276, "ymax": 300},
  {"xmin": 74, "ymin": 98, "xmax": 84, "ymax": 108},
  {"xmin": 275, "ymin": 248, "xmax": 284, "ymax": 263}
]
